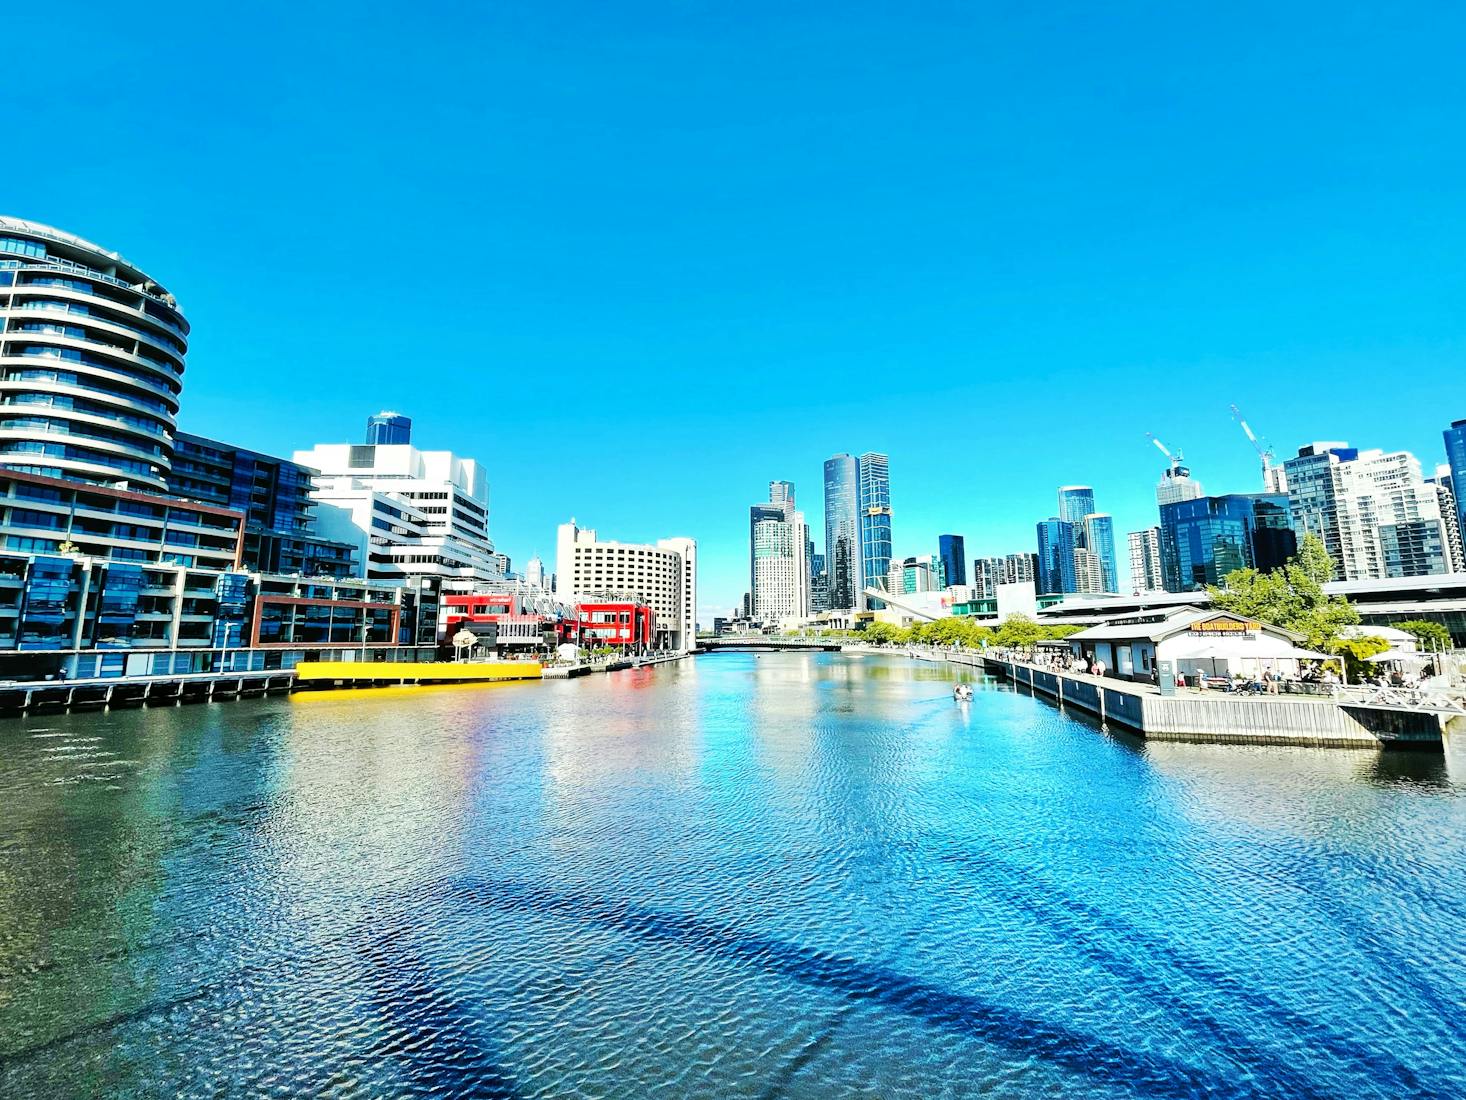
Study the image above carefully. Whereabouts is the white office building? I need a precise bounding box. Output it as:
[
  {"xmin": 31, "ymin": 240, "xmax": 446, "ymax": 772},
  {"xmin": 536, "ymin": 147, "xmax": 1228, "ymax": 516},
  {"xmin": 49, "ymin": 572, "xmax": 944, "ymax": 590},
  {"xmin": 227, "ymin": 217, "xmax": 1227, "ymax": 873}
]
[
  {"xmin": 750, "ymin": 481, "xmax": 809, "ymax": 624},
  {"xmin": 555, "ymin": 520, "xmax": 698, "ymax": 651},
  {"xmin": 295, "ymin": 441, "xmax": 502, "ymax": 585}
]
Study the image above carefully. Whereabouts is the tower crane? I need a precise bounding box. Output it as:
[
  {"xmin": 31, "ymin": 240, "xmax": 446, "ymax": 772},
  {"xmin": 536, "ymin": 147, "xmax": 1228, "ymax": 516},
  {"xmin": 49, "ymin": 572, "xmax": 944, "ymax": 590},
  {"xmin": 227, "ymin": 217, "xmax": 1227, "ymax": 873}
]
[
  {"xmin": 1146, "ymin": 433, "xmax": 1176, "ymax": 464},
  {"xmin": 1230, "ymin": 405, "xmax": 1286, "ymax": 492}
]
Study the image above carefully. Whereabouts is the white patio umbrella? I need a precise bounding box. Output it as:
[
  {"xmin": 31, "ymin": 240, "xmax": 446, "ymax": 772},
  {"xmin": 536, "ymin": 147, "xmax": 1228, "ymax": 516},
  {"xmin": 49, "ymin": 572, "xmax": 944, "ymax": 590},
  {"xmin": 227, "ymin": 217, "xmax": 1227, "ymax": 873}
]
[{"xmin": 1366, "ymin": 648, "xmax": 1428, "ymax": 665}]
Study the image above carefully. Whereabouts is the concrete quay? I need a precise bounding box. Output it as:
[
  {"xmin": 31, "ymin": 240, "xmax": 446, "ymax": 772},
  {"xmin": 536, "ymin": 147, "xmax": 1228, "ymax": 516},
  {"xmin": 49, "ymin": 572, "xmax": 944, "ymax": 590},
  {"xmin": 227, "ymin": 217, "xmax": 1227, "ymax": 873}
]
[
  {"xmin": 911, "ymin": 648, "xmax": 1460, "ymax": 749},
  {"xmin": 0, "ymin": 670, "xmax": 295, "ymax": 715}
]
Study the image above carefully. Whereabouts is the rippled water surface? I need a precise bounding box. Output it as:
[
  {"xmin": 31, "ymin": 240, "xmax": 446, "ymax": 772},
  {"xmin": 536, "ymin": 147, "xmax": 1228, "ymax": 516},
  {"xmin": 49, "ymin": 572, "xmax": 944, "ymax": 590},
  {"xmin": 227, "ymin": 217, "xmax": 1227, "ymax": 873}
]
[{"xmin": 1, "ymin": 653, "xmax": 1464, "ymax": 1098}]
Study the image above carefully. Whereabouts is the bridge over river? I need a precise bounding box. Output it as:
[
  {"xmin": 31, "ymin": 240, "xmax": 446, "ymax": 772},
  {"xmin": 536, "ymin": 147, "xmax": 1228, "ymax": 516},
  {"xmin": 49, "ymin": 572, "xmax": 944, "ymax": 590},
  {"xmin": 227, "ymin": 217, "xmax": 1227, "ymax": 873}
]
[{"xmin": 698, "ymin": 635, "xmax": 844, "ymax": 652}]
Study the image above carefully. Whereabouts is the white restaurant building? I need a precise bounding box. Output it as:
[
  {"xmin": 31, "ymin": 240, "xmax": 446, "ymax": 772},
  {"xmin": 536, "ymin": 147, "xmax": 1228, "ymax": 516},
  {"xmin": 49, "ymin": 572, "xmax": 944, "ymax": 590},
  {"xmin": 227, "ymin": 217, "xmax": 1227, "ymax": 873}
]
[{"xmin": 1066, "ymin": 606, "xmax": 1321, "ymax": 683}]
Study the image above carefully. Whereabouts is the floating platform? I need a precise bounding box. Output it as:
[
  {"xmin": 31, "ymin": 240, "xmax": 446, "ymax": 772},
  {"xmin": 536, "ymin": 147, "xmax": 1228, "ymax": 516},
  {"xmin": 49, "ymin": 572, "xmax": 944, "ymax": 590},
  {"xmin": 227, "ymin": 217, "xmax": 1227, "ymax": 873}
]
[{"xmin": 293, "ymin": 660, "xmax": 543, "ymax": 687}]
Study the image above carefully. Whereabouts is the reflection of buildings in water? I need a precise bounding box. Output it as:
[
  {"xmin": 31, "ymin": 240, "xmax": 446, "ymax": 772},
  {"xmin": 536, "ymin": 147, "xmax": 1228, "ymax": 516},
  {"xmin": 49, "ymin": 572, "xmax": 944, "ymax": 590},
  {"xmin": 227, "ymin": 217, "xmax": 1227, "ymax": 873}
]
[{"xmin": 539, "ymin": 665, "xmax": 704, "ymax": 839}]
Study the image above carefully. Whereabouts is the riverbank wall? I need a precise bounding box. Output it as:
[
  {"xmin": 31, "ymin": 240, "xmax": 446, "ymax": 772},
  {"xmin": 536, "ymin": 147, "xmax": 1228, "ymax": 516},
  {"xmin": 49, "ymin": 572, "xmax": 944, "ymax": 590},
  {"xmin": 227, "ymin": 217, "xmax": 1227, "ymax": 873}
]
[
  {"xmin": 0, "ymin": 651, "xmax": 695, "ymax": 715},
  {"xmin": 912, "ymin": 648, "xmax": 1450, "ymax": 749}
]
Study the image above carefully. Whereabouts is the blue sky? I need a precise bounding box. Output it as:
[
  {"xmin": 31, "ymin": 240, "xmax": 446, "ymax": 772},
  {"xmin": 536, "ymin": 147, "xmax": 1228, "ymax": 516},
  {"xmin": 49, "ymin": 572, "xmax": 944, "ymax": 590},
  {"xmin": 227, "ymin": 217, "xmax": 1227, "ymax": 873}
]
[{"xmin": 9, "ymin": 2, "xmax": 1464, "ymax": 617}]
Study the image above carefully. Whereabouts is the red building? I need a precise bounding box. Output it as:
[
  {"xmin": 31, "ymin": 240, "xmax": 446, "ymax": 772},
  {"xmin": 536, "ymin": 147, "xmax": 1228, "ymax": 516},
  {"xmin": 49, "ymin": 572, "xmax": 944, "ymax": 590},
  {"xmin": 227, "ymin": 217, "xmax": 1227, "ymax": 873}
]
[
  {"xmin": 572, "ymin": 600, "xmax": 655, "ymax": 649},
  {"xmin": 442, "ymin": 593, "xmax": 553, "ymax": 650}
]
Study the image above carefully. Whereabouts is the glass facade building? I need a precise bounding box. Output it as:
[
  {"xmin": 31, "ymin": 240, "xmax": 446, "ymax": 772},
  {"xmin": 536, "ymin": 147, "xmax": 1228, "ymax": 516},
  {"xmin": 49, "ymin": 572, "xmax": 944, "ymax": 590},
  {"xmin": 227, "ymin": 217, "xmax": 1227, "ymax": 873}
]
[
  {"xmin": 366, "ymin": 411, "xmax": 412, "ymax": 445},
  {"xmin": 822, "ymin": 454, "xmax": 860, "ymax": 610},
  {"xmin": 857, "ymin": 452, "xmax": 891, "ymax": 609},
  {"xmin": 1057, "ymin": 487, "xmax": 1096, "ymax": 532},
  {"xmin": 938, "ymin": 533, "xmax": 966, "ymax": 588},
  {"xmin": 1036, "ymin": 518, "xmax": 1076, "ymax": 595},
  {"xmin": 1082, "ymin": 514, "xmax": 1118, "ymax": 594},
  {"xmin": 0, "ymin": 218, "xmax": 188, "ymax": 491},
  {"xmin": 1159, "ymin": 493, "xmax": 1296, "ymax": 592},
  {"xmin": 1446, "ymin": 419, "xmax": 1466, "ymax": 550},
  {"xmin": 171, "ymin": 432, "xmax": 356, "ymax": 578}
]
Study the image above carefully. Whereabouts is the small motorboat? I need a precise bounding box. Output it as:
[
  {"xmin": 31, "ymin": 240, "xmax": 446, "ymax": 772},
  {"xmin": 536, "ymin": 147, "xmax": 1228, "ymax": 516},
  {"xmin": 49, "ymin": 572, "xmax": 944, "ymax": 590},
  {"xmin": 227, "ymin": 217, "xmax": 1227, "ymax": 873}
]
[{"xmin": 953, "ymin": 684, "xmax": 974, "ymax": 702}]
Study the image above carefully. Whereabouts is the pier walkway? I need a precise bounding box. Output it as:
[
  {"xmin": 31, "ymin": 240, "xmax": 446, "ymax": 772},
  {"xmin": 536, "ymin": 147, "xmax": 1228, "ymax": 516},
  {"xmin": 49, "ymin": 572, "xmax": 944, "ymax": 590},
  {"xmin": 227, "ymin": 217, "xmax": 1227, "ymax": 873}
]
[{"xmin": 908, "ymin": 648, "xmax": 1460, "ymax": 749}]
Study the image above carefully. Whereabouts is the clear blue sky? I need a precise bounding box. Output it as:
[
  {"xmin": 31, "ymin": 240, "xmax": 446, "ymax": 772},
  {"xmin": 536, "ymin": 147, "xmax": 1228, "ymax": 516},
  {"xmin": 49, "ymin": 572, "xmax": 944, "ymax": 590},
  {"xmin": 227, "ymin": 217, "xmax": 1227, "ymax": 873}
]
[{"xmin": 10, "ymin": 2, "xmax": 1464, "ymax": 617}]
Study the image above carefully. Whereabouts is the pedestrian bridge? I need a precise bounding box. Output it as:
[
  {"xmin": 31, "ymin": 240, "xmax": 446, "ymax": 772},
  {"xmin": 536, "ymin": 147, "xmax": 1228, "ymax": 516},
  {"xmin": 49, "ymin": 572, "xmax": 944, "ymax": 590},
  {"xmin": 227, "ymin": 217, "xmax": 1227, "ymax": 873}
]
[{"xmin": 698, "ymin": 636, "xmax": 844, "ymax": 652}]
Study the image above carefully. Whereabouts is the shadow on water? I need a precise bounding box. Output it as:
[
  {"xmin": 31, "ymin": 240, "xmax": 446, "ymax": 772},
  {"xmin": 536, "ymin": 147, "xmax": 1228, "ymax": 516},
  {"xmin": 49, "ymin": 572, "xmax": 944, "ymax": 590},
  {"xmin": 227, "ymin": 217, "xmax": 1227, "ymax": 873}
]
[
  {"xmin": 353, "ymin": 925, "xmax": 521, "ymax": 1099},
  {"xmin": 933, "ymin": 847, "xmax": 1452, "ymax": 1096},
  {"xmin": 449, "ymin": 876, "xmax": 1307, "ymax": 1100}
]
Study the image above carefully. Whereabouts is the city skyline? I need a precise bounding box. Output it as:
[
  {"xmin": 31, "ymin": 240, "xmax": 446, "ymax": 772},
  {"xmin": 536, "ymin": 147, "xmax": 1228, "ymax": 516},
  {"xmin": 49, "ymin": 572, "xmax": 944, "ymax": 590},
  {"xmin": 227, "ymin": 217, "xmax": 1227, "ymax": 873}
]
[{"xmin": 9, "ymin": 5, "xmax": 1466, "ymax": 616}]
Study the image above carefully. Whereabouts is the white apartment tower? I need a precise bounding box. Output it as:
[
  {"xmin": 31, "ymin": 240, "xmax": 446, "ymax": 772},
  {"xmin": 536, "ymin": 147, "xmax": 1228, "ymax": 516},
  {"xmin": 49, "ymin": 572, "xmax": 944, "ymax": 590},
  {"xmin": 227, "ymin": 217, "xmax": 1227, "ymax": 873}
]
[
  {"xmin": 295, "ymin": 440, "xmax": 502, "ymax": 584},
  {"xmin": 1128, "ymin": 527, "xmax": 1165, "ymax": 592},
  {"xmin": 555, "ymin": 520, "xmax": 698, "ymax": 651},
  {"xmin": 1283, "ymin": 443, "xmax": 1453, "ymax": 580}
]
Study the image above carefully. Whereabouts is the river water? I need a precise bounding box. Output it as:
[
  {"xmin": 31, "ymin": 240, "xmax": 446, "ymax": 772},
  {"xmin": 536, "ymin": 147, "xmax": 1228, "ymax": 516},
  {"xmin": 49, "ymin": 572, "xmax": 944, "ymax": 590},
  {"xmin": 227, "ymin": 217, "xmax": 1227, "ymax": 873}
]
[{"xmin": 0, "ymin": 652, "xmax": 1463, "ymax": 1098}]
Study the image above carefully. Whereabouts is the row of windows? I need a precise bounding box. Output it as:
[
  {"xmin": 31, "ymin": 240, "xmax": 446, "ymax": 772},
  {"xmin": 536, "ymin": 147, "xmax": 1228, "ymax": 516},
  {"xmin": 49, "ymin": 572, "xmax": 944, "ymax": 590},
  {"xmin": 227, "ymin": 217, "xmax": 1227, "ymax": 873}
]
[
  {"xmin": 0, "ymin": 441, "xmax": 161, "ymax": 478},
  {"xmin": 7, "ymin": 272, "xmax": 187, "ymax": 339},
  {"xmin": 8, "ymin": 341, "xmax": 181, "ymax": 383},
  {"xmin": 0, "ymin": 414, "xmax": 168, "ymax": 455},
  {"xmin": 13, "ymin": 298, "xmax": 187, "ymax": 356},
  {"xmin": 2, "ymin": 367, "xmax": 177, "ymax": 414},
  {"xmin": 2, "ymin": 391, "xmax": 170, "ymax": 436}
]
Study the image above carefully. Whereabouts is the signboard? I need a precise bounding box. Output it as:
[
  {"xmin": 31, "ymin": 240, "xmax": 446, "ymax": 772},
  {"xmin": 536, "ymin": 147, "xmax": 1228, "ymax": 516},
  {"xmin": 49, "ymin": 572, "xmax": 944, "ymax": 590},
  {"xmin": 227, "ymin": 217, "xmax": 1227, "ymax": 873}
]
[{"xmin": 1189, "ymin": 619, "xmax": 1257, "ymax": 634}]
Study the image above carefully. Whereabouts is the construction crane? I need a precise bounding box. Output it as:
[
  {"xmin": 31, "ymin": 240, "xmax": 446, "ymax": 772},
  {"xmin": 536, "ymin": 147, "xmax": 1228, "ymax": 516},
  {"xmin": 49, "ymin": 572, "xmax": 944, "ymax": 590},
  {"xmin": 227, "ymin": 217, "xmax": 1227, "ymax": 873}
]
[
  {"xmin": 1230, "ymin": 405, "xmax": 1286, "ymax": 493},
  {"xmin": 1146, "ymin": 432, "xmax": 1177, "ymax": 464}
]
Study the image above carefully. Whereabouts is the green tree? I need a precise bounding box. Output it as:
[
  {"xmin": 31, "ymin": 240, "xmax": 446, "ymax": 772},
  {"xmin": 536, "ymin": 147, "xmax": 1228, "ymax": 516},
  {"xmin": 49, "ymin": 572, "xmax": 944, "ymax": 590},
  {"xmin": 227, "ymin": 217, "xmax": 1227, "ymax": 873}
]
[
  {"xmin": 1207, "ymin": 533, "xmax": 1359, "ymax": 649},
  {"xmin": 862, "ymin": 622, "xmax": 905, "ymax": 646},
  {"xmin": 1396, "ymin": 619, "xmax": 1451, "ymax": 649},
  {"xmin": 1327, "ymin": 635, "xmax": 1390, "ymax": 680},
  {"xmin": 993, "ymin": 614, "xmax": 1043, "ymax": 648}
]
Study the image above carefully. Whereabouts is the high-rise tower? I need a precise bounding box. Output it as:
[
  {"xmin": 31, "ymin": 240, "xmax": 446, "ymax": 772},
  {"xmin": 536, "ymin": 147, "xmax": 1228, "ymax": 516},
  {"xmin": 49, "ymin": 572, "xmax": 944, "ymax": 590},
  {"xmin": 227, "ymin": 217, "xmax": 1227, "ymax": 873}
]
[
  {"xmin": 857, "ymin": 452, "xmax": 892, "ymax": 608},
  {"xmin": 822, "ymin": 454, "xmax": 860, "ymax": 610},
  {"xmin": 0, "ymin": 217, "xmax": 188, "ymax": 491}
]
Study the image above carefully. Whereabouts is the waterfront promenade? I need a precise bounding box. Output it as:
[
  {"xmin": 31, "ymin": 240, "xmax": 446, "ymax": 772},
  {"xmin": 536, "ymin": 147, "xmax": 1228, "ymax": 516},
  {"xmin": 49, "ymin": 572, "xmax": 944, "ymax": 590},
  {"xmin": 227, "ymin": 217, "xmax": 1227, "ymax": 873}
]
[{"xmin": 895, "ymin": 646, "xmax": 1462, "ymax": 748}]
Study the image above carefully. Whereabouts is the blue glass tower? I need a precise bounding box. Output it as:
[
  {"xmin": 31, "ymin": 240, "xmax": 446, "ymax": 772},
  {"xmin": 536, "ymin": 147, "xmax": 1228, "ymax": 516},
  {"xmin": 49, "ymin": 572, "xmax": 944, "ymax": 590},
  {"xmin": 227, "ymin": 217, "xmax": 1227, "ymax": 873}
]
[
  {"xmin": 1036, "ymin": 518, "xmax": 1076, "ymax": 595},
  {"xmin": 1057, "ymin": 487, "xmax": 1096, "ymax": 534},
  {"xmin": 858, "ymin": 452, "xmax": 891, "ymax": 609},
  {"xmin": 938, "ymin": 533, "xmax": 966, "ymax": 588},
  {"xmin": 822, "ymin": 454, "xmax": 861, "ymax": 609},
  {"xmin": 1446, "ymin": 419, "xmax": 1466, "ymax": 547},
  {"xmin": 365, "ymin": 411, "xmax": 412, "ymax": 445},
  {"xmin": 1159, "ymin": 493, "xmax": 1296, "ymax": 592},
  {"xmin": 1082, "ymin": 514, "xmax": 1118, "ymax": 593}
]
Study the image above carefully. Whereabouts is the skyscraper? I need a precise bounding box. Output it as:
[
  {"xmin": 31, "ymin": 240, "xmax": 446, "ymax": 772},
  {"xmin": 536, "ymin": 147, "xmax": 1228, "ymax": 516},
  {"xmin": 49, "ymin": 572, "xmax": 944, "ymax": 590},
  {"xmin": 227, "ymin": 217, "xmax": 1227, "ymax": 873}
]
[
  {"xmin": 1446, "ymin": 419, "xmax": 1466, "ymax": 553},
  {"xmin": 1160, "ymin": 493, "xmax": 1296, "ymax": 591},
  {"xmin": 1081, "ymin": 513, "xmax": 1118, "ymax": 593},
  {"xmin": 365, "ymin": 411, "xmax": 412, "ymax": 445},
  {"xmin": 972, "ymin": 556, "xmax": 1005, "ymax": 598},
  {"xmin": 937, "ymin": 534, "xmax": 967, "ymax": 588},
  {"xmin": 0, "ymin": 217, "xmax": 188, "ymax": 491},
  {"xmin": 1036, "ymin": 518, "xmax": 1076, "ymax": 595},
  {"xmin": 1156, "ymin": 460, "xmax": 1204, "ymax": 506},
  {"xmin": 750, "ymin": 482, "xmax": 809, "ymax": 622},
  {"xmin": 1426, "ymin": 465, "xmax": 1463, "ymax": 573},
  {"xmin": 858, "ymin": 452, "xmax": 892, "ymax": 608},
  {"xmin": 1057, "ymin": 486, "xmax": 1096, "ymax": 533},
  {"xmin": 1005, "ymin": 552, "xmax": 1038, "ymax": 585},
  {"xmin": 1127, "ymin": 528, "xmax": 1164, "ymax": 593},
  {"xmin": 1283, "ymin": 442, "xmax": 1452, "ymax": 580},
  {"xmin": 822, "ymin": 454, "xmax": 861, "ymax": 610}
]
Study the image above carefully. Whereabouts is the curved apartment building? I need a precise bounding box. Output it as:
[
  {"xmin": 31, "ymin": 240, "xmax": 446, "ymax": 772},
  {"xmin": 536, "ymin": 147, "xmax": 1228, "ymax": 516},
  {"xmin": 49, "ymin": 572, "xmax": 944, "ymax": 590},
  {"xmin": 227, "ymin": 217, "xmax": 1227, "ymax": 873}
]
[{"xmin": 0, "ymin": 217, "xmax": 188, "ymax": 492}]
